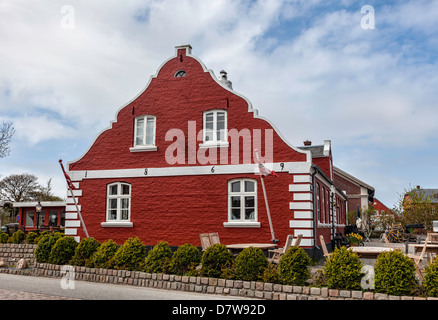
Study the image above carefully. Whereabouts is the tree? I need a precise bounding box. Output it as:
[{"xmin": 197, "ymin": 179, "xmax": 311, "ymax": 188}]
[
  {"xmin": 0, "ymin": 173, "xmax": 41, "ymax": 202},
  {"xmin": 395, "ymin": 186, "xmax": 438, "ymax": 230},
  {"xmin": 0, "ymin": 121, "xmax": 15, "ymax": 158}
]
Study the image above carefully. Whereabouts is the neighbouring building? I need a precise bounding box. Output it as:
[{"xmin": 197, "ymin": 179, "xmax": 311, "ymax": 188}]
[
  {"xmin": 333, "ymin": 166, "xmax": 375, "ymax": 214},
  {"xmin": 65, "ymin": 45, "xmax": 347, "ymax": 256}
]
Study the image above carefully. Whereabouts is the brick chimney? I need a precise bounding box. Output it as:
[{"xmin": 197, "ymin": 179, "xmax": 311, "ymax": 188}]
[{"xmin": 303, "ymin": 140, "xmax": 312, "ymax": 146}]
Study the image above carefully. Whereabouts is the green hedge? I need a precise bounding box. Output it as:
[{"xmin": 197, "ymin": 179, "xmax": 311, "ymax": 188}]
[
  {"xmin": 323, "ymin": 247, "xmax": 363, "ymax": 290},
  {"xmin": 143, "ymin": 241, "xmax": 173, "ymax": 273},
  {"xmin": 234, "ymin": 247, "xmax": 268, "ymax": 281},
  {"xmin": 112, "ymin": 237, "xmax": 147, "ymax": 271},
  {"xmin": 374, "ymin": 250, "xmax": 417, "ymax": 296},
  {"xmin": 48, "ymin": 236, "xmax": 78, "ymax": 265}
]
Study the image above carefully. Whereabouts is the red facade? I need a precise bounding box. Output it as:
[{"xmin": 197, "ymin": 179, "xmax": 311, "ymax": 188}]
[{"xmin": 66, "ymin": 45, "xmax": 347, "ymax": 253}]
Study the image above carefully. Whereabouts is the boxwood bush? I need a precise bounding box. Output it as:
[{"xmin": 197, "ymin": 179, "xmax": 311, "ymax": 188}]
[
  {"xmin": 112, "ymin": 237, "xmax": 146, "ymax": 271},
  {"xmin": 374, "ymin": 250, "xmax": 417, "ymax": 296},
  {"xmin": 278, "ymin": 246, "xmax": 311, "ymax": 286},
  {"xmin": 0, "ymin": 232, "xmax": 9, "ymax": 244},
  {"xmin": 49, "ymin": 236, "xmax": 78, "ymax": 265},
  {"xmin": 200, "ymin": 244, "xmax": 233, "ymax": 278},
  {"xmin": 25, "ymin": 232, "xmax": 39, "ymax": 244},
  {"xmin": 90, "ymin": 239, "xmax": 119, "ymax": 269},
  {"xmin": 8, "ymin": 230, "xmax": 25, "ymax": 244},
  {"xmin": 234, "ymin": 247, "xmax": 268, "ymax": 281},
  {"xmin": 323, "ymin": 247, "xmax": 363, "ymax": 290},
  {"xmin": 143, "ymin": 241, "xmax": 173, "ymax": 273},
  {"xmin": 425, "ymin": 257, "xmax": 438, "ymax": 297},
  {"xmin": 71, "ymin": 237, "xmax": 101, "ymax": 267},
  {"xmin": 169, "ymin": 243, "xmax": 201, "ymax": 276},
  {"xmin": 35, "ymin": 232, "xmax": 64, "ymax": 263}
]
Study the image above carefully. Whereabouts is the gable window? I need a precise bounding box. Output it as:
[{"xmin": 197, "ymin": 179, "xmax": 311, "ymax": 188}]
[
  {"xmin": 130, "ymin": 115, "xmax": 157, "ymax": 152},
  {"xmin": 101, "ymin": 182, "xmax": 133, "ymax": 227},
  {"xmin": 200, "ymin": 110, "xmax": 229, "ymax": 148},
  {"xmin": 224, "ymin": 178, "xmax": 260, "ymax": 228}
]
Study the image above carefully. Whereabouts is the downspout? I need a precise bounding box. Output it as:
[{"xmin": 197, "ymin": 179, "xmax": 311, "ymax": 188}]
[{"xmin": 311, "ymin": 165, "xmax": 319, "ymax": 250}]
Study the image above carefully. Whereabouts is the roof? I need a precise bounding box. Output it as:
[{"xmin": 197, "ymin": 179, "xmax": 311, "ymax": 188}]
[
  {"xmin": 333, "ymin": 166, "xmax": 375, "ymax": 192},
  {"xmin": 12, "ymin": 201, "xmax": 66, "ymax": 208},
  {"xmin": 408, "ymin": 188, "xmax": 438, "ymax": 203}
]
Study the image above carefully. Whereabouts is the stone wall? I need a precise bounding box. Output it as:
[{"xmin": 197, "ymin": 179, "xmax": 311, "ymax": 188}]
[
  {"xmin": 28, "ymin": 262, "xmax": 438, "ymax": 300},
  {"xmin": 0, "ymin": 243, "xmax": 37, "ymax": 266}
]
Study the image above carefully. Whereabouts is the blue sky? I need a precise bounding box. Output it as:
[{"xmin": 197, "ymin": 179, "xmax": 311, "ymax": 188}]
[{"xmin": 1, "ymin": 0, "xmax": 437, "ymax": 209}]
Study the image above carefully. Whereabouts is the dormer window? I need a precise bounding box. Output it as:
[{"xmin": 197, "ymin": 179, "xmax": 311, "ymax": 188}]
[
  {"xmin": 174, "ymin": 70, "xmax": 187, "ymax": 77},
  {"xmin": 130, "ymin": 115, "xmax": 157, "ymax": 152}
]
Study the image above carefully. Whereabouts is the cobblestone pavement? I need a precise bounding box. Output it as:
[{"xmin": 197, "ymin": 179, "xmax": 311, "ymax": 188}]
[{"xmin": 0, "ymin": 288, "xmax": 80, "ymax": 300}]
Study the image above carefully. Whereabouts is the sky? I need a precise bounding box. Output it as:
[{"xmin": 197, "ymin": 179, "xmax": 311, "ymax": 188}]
[{"xmin": 1, "ymin": 0, "xmax": 437, "ymax": 209}]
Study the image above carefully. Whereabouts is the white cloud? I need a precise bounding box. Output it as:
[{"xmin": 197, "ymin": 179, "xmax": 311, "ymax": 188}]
[{"xmin": 0, "ymin": 0, "xmax": 437, "ymax": 206}]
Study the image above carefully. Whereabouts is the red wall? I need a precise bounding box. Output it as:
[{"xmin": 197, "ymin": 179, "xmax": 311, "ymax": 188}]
[{"xmin": 75, "ymin": 173, "xmax": 293, "ymax": 246}]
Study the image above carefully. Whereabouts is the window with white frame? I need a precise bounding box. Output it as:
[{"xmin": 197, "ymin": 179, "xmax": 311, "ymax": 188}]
[
  {"xmin": 202, "ymin": 110, "xmax": 227, "ymax": 145},
  {"xmin": 227, "ymin": 179, "xmax": 258, "ymax": 225},
  {"xmin": 131, "ymin": 115, "xmax": 156, "ymax": 151},
  {"xmin": 106, "ymin": 182, "xmax": 131, "ymax": 222}
]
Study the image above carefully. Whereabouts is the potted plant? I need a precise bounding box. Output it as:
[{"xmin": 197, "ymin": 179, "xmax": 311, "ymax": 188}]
[{"xmin": 346, "ymin": 233, "xmax": 363, "ymax": 247}]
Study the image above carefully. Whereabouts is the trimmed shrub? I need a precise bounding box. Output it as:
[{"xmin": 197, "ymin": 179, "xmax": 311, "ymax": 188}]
[
  {"xmin": 71, "ymin": 237, "xmax": 101, "ymax": 266},
  {"xmin": 49, "ymin": 236, "xmax": 78, "ymax": 265},
  {"xmin": 374, "ymin": 250, "xmax": 417, "ymax": 296},
  {"xmin": 234, "ymin": 247, "xmax": 268, "ymax": 281},
  {"xmin": 425, "ymin": 258, "xmax": 438, "ymax": 297},
  {"xmin": 170, "ymin": 243, "xmax": 201, "ymax": 276},
  {"xmin": 200, "ymin": 244, "xmax": 233, "ymax": 278},
  {"xmin": 0, "ymin": 232, "xmax": 9, "ymax": 243},
  {"xmin": 143, "ymin": 241, "xmax": 173, "ymax": 273},
  {"xmin": 278, "ymin": 246, "xmax": 311, "ymax": 286},
  {"xmin": 323, "ymin": 247, "xmax": 363, "ymax": 290},
  {"xmin": 34, "ymin": 232, "xmax": 64, "ymax": 263},
  {"xmin": 262, "ymin": 263, "xmax": 281, "ymax": 284},
  {"xmin": 112, "ymin": 237, "xmax": 146, "ymax": 271},
  {"xmin": 91, "ymin": 239, "xmax": 119, "ymax": 269},
  {"xmin": 26, "ymin": 232, "xmax": 39, "ymax": 244},
  {"xmin": 9, "ymin": 230, "xmax": 25, "ymax": 244}
]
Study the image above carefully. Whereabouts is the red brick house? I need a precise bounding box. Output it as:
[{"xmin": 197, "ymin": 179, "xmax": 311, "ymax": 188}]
[{"xmin": 65, "ymin": 45, "xmax": 347, "ymax": 254}]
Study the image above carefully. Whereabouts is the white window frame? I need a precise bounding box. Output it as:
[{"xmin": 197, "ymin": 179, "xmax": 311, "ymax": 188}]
[
  {"xmin": 224, "ymin": 178, "xmax": 260, "ymax": 228},
  {"xmin": 101, "ymin": 182, "xmax": 133, "ymax": 227},
  {"xmin": 200, "ymin": 109, "xmax": 229, "ymax": 148},
  {"xmin": 130, "ymin": 115, "xmax": 157, "ymax": 152}
]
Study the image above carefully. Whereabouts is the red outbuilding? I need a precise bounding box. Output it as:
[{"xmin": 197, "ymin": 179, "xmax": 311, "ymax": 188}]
[{"xmin": 66, "ymin": 45, "xmax": 347, "ymax": 256}]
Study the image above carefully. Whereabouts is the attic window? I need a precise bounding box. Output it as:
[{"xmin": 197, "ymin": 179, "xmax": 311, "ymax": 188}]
[{"xmin": 174, "ymin": 70, "xmax": 187, "ymax": 77}]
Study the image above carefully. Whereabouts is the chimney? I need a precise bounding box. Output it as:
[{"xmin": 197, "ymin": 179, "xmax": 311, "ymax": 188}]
[
  {"xmin": 303, "ymin": 140, "xmax": 312, "ymax": 146},
  {"xmin": 218, "ymin": 70, "xmax": 233, "ymax": 89}
]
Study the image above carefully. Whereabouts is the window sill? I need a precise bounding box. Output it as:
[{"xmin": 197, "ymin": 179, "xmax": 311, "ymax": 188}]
[
  {"xmin": 223, "ymin": 222, "xmax": 261, "ymax": 228},
  {"xmin": 129, "ymin": 146, "xmax": 157, "ymax": 152},
  {"xmin": 101, "ymin": 222, "xmax": 133, "ymax": 228},
  {"xmin": 199, "ymin": 142, "xmax": 229, "ymax": 149}
]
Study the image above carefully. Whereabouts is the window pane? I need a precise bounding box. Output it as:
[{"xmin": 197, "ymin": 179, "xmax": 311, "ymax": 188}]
[
  {"xmin": 110, "ymin": 199, "xmax": 118, "ymax": 209},
  {"xmin": 245, "ymin": 209, "xmax": 255, "ymax": 220},
  {"xmin": 205, "ymin": 129, "xmax": 213, "ymax": 142},
  {"xmin": 146, "ymin": 118, "xmax": 155, "ymax": 145},
  {"xmin": 231, "ymin": 209, "xmax": 241, "ymax": 220},
  {"xmin": 25, "ymin": 210, "xmax": 34, "ymax": 227},
  {"xmin": 109, "ymin": 185, "xmax": 118, "ymax": 195},
  {"xmin": 231, "ymin": 196, "xmax": 241, "ymax": 208},
  {"xmin": 121, "ymin": 184, "xmax": 130, "ymax": 195},
  {"xmin": 135, "ymin": 118, "xmax": 145, "ymax": 146},
  {"xmin": 109, "ymin": 210, "xmax": 117, "ymax": 220},
  {"xmin": 121, "ymin": 198, "xmax": 129, "ymax": 209},
  {"xmin": 244, "ymin": 181, "xmax": 255, "ymax": 192},
  {"xmin": 245, "ymin": 196, "xmax": 254, "ymax": 208},
  {"xmin": 121, "ymin": 210, "xmax": 129, "ymax": 220},
  {"xmin": 231, "ymin": 181, "xmax": 240, "ymax": 193}
]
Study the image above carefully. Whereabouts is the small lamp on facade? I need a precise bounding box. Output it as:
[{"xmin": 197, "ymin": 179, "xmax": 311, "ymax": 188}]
[{"xmin": 35, "ymin": 201, "xmax": 42, "ymax": 231}]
